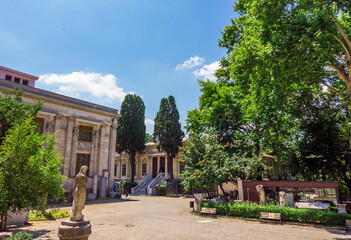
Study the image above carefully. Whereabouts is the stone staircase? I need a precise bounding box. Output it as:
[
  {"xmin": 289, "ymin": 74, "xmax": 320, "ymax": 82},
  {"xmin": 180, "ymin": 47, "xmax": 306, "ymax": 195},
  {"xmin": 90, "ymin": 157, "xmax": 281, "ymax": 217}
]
[{"xmin": 131, "ymin": 174, "xmax": 154, "ymax": 195}]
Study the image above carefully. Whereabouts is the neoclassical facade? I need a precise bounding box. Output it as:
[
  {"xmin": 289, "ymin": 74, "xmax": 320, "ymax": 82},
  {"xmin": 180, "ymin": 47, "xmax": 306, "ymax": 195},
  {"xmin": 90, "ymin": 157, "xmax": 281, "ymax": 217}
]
[
  {"xmin": 0, "ymin": 66, "xmax": 119, "ymax": 199},
  {"xmin": 114, "ymin": 142, "xmax": 185, "ymax": 182}
]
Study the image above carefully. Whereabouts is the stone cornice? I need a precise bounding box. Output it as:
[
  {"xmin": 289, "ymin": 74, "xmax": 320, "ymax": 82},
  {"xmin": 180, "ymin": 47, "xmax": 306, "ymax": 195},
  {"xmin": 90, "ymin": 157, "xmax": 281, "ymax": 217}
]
[{"xmin": 0, "ymin": 78, "xmax": 120, "ymax": 117}]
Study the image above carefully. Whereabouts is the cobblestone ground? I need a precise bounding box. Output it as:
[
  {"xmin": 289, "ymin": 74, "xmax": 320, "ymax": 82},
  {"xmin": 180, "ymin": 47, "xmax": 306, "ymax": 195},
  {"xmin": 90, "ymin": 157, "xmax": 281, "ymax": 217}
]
[{"xmin": 9, "ymin": 196, "xmax": 351, "ymax": 240}]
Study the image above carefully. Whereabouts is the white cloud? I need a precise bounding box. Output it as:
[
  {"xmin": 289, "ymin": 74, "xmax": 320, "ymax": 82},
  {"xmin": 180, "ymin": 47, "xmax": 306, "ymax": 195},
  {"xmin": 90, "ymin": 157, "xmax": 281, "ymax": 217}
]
[
  {"xmin": 175, "ymin": 56, "xmax": 205, "ymax": 71},
  {"xmin": 193, "ymin": 61, "xmax": 220, "ymax": 81},
  {"xmin": 145, "ymin": 119, "xmax": 155, "ymax": 126},
  {"xmin": 38, "ymin": 71, "xmax": 128, "ymax": 102}
]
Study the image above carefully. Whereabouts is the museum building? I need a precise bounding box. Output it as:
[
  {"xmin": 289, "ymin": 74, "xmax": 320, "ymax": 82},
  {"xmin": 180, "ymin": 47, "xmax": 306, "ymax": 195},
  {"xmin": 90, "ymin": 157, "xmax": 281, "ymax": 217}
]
[{"xmin": 0, "ymin": 66, "xmax": 120, "ymax": 200}]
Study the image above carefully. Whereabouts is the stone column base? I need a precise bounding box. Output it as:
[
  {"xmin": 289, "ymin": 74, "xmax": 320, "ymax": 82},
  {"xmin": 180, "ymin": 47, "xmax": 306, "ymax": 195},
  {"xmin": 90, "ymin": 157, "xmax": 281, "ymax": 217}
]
[{"xmin": 58, "ymin": 220, "xmax": 91, "ymax": 240}]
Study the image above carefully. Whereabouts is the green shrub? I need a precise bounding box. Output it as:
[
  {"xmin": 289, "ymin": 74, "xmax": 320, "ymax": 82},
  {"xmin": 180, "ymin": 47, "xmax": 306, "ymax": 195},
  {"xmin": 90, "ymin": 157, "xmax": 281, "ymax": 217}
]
[
  {"xmin": 29, "ymin": 207, "xmax": 70, "ymax": 220},
  {"xmin": 6, "ymin": 232, "xmax": 33, "ymax": 240},
  {"xmin": 121, "ymin": 181, "xmax": 138, "ymax": 194},
  {"xmin": 158, "ymin": 185, "xmax": 167, "ymax": 196},
  {"xmin": 201, "ymin": 202, "xmax": 351, "ymax": 226}
]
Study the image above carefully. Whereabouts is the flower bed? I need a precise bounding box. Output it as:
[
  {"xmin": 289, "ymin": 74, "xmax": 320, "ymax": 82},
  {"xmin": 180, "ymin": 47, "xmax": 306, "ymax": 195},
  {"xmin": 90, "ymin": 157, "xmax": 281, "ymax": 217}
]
[
  {"xmin": 29, "ymin": 207, "xmax": 70, "ymax": 220},
  {"xmin": 201, "ymin": 201, "xmax": 351, "ymax": 226}
]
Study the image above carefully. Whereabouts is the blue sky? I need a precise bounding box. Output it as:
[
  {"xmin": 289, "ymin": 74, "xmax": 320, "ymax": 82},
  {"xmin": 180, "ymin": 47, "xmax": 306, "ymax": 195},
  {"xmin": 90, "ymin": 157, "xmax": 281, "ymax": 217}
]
[{"xmin": 0, "ymin": 0, "xmax": 236, "ymax": 134}]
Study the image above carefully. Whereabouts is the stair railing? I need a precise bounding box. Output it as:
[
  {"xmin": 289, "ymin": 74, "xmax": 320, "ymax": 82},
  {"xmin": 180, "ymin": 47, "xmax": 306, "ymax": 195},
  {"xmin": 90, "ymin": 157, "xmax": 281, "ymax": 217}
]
[
  {"xmin": 131, "ymin": 173, "xmax": 152, "ymax": 194},
  {"xmin": 147, "ymin": 172, "xmax": 165, "ymax": 195}
]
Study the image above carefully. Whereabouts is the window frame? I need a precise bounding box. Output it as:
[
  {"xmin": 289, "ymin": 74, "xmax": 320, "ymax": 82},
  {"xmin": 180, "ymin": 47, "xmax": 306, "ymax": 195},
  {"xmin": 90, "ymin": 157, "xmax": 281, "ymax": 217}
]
[
  {"xmin": 78, "ymin": 125, "xmax": 93, "ymax": 142},
  {"xmin": 34, "ymin": 117, "xmax": 44, "ymax": 134},
  {"xmin": 5, "ymin": 75, "xmax": 12, "ymax": 81},
  {"xmin": 122, "ymin": 164, "xmax": 127, "ymax": 176},
  {"xmin": 179, "ymin": 161, "xmax": 185, "ymax": 174},
  {"xmin": 76, "ymin": 153, "xmax": 90, "ymax": 175},
  {"xmin": 114, "ymin": 164, "xmax": 118, "ymax": 176},
  {"xmin": 142, "ymin": 163, "xmax": 147, "ymax": 176}
]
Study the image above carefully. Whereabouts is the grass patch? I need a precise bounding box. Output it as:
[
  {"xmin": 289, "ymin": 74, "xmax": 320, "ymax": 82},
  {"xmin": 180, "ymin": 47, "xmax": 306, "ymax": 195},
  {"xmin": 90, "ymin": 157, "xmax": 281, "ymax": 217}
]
[
  {"xmin": 202, "ymin": 201, "xmax": 351, "ymax": 226},
  {"xmin": 29, "ymin": 207, "xmax": 70, "ymax": 220}
]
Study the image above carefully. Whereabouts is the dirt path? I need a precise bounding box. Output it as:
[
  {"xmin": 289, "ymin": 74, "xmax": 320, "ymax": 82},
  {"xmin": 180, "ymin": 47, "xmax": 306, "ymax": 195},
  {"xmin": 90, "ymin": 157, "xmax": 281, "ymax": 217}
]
[{"xmin": 9, "ymin": 196, "xmax": 351, "ymax": 240}]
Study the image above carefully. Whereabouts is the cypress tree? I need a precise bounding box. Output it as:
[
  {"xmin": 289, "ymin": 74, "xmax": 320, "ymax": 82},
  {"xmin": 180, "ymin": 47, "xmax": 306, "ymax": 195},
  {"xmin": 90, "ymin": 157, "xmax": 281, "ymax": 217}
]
[
  {"xmin": 153, "ymin": 96, "xmax": 184, "ymax": 179},
  {"xmin": 116, "ymin": 94, "xmax": 146, "ymax": 182}
]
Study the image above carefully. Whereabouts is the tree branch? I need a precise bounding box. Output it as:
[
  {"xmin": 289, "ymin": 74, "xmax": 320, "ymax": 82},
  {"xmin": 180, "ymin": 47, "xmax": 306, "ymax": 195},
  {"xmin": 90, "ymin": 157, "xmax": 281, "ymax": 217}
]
[
  {"xmin": 321, "ymin": 82, "xmax": 346, "ymax": 98},
  {"xmin": 327, "ymin": 63, "xmax": 349, "ymax": 83},
  {"xmin": 334, "ymin": 54, "xmax": 349, "ymax": 68},
  {"xmin": 334, "ymin": 35, "xmax": 351, "ymax": 62},
  {"xmin": 332, "ymin": 17, "xmax": 351, "ymax": 54}
]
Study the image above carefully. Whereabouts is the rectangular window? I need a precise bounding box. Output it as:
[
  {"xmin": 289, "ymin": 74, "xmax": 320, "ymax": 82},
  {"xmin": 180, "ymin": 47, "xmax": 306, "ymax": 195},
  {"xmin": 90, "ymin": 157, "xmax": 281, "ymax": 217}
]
[
  {"xmin": 78, "ymin": 125, "xmax": 92, "ymax": 142},
  {"xmin": 179, "ymin": 162, "xmax": 185, "ymax": 174},
  {"xmin": 122, "ymin": 164, "xmax": 126, "ymax": 176},
  {"xmin": 142, "ymin": 163, "xmax": 147, "ymax": 176},
  {"xmin": 76, "ymin": 154, "xmax": 90, "ymax": 175},
  {"xmin": 22, "ymin": 80, "xmax": 28, "ymax": 85},
  {"xmin": 5, "ymin": 75, "xmax": 12, "ymax": 81},
  {"xmin": 14, "ymin": 77, "xmax": 20, "ymax": 83},
  {"xmin": 114, "ymin": 164, "xmax": 118, "ymax": 176},
  {"xmin": 34, "ymin": 118, "xmax": 44, "ymax": 134}
]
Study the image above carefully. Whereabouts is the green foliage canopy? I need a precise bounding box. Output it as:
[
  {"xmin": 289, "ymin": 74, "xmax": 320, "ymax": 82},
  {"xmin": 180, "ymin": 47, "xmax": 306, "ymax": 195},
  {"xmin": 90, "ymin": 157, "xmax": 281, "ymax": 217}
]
[
  {"xmin": 181, "ymin": 132, "xmax": 266, "ymax": 193},
  {"xmin": 0, "ymin": 118, "xmax": 65, "ymax": 230},
  {"xmin": 0, "ymin": 90, "xmax": 64, "ymax": 231},
  {"xmin": 153, "ymin": 96, "xmax": 184, "ymax": 179},
  {"xmin": 0, "ymin": 89, "xmax": 42, "ymax": 146}
]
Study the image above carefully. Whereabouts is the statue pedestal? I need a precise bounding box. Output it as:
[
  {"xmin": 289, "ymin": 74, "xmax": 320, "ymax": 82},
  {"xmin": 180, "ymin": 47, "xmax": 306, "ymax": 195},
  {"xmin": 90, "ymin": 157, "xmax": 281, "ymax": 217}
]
[{"xmin": 58, "ymin": 220, "xmax": 91, "ymax": 240}]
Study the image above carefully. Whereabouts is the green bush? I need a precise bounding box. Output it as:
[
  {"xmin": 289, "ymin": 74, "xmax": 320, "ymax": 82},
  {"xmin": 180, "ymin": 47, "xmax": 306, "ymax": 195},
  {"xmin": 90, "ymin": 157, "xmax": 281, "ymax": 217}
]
[
  {"xmin": 6, "ymin": 232, "xmax": 33, "ymax": 240},
  {"xmin": 121, "ymin": 181, "xmax": 138, "ymax": 194},
  {"xmin": 29, "ymin": 207, "xmax": 70, "ymax": 220},
  {"xmin": 201, "ymin": 202, "xmax": 351, "ymax": 226},
  {"xmin": 158, "ymin": 185, "xmax": 167, "ymax": 196}
]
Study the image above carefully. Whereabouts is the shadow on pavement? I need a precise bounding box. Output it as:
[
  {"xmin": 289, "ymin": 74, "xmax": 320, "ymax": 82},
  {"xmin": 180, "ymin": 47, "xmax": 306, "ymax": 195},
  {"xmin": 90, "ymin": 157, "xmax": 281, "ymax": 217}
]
[
  {"xmin": 326, "ymin": 228, "xmax": 351, "ymax": 240},
  {"xmin": 49, "ymin": 198, "xmax": 139, "ymax": 208},
  {"xmin": 86, "ymin": 198, "xmax": 139, "ymax": 205},
  {"xmin": 8, "ymin": 225, "xmax": 52, "ymax": 239}
]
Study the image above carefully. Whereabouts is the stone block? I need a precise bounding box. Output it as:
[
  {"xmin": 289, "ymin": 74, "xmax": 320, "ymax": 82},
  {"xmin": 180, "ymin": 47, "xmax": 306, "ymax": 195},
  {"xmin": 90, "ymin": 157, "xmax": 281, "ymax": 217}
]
[{"xmin": 58, "ymin": 220, "xmax": 91, "ymax": 240}]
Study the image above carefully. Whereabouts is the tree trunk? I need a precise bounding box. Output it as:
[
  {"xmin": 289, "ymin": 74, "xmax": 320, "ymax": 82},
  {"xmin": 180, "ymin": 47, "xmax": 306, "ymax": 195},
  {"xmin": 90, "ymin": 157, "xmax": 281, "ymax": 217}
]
[
  {"xmin": 0, "ymin": 214, "xmax": 3, "ymax": 231},
  {"xmin": 129, "ymin": 150, "xmax": 136, "ymax": 182},
  {"xmin": 219, "ymin": 184, "xmax": 226, "ymax": 195},
  {"xmin": 168, "ymin": 155, "xmax": 174, "ymax": 179},
  {"xmin": 3, "ymin": 213, "xmax": 6, "ymax": 231}
]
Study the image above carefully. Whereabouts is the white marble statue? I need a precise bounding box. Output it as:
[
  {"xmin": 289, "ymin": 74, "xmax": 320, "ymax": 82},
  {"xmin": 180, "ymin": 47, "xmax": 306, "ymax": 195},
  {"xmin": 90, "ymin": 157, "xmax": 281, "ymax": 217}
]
[{"xmin": 70, "ymin": 166, "xmax": 88, "ymax": 221}]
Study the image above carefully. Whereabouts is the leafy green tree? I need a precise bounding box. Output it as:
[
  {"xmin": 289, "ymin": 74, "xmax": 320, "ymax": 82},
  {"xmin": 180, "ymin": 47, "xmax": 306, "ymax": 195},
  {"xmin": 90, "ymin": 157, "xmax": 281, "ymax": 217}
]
[
  {"xmin": 153, "ymin": 96, "xmax": 184, "ymax": 179},
  {"xmin": 181, "ymin": 132, "xmax": 266, "ymax": 194},
  {"xmin": 145, "ymin": 133, "xmax": 153, "ymax": 143},
  {"xmin": 186, "ymin": 81, "xmax": 243, "ymax": 146},
  {"xmin": 0, "ymin": 89, "xmax": 42, "ymax": 146},
  {"xmin": 0, "ymin": 118, "xmax": 65, "ymax": 231},
  {"xmin": 292, "ymin": 93, "xmax": 351, "ymax": 194},
  {"xmin": 225, "ymin": 0, "xmax": 351, "ymax": 109},
  {"xmin": 116, "ymin": 94, "xmax": 146, "ymax": 182}
]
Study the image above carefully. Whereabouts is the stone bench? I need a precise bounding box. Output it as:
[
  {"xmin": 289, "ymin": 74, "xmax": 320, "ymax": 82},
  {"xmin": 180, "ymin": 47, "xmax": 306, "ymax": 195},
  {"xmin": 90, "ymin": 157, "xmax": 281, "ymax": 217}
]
[
  {"xmin": 260, "ymin": 212, "xmax": 282, "ymax": 224},
  {"xmin": 346, "ymin": 219, "xmax": 351, "ymax": 233},
  {"xmin": 199, "ymin": 207, "xmax": 217, "ymax": 218}
]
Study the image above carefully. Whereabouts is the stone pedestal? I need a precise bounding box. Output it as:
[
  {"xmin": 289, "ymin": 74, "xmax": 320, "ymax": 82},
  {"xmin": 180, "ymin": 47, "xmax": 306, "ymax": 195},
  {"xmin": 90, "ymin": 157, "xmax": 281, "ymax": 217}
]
[
  {"xmin": 58, "ymin": 220, "xmax": 91, "ymax": 240},
  {"xmin": 336, "ymin": 204, "xmax": 347, "ymax": 214}
]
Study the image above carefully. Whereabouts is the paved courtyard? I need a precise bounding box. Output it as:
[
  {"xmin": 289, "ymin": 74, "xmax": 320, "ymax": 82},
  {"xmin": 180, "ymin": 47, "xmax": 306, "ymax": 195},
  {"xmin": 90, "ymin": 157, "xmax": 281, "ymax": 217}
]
[{"xmin": 10, "ymin": 196, "xmax": 351, "ymax": 240}]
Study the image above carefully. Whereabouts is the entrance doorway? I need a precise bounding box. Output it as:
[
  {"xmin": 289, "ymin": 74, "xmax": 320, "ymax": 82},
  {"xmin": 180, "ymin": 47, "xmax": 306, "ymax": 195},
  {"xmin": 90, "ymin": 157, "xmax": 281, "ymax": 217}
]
[
  {"xmin": 159, "ymin": 157, "xmax": 165, "ymax": 173},
  {"xmin": 152, "ymin": 157, "xmax": 158, "ymax": 178}
]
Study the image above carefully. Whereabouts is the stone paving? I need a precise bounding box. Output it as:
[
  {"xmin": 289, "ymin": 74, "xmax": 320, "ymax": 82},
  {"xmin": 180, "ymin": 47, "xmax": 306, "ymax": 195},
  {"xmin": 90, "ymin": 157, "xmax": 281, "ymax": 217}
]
[{"xmin": 9, "ymin": 196, "xmax": 351, "ymax": 240}]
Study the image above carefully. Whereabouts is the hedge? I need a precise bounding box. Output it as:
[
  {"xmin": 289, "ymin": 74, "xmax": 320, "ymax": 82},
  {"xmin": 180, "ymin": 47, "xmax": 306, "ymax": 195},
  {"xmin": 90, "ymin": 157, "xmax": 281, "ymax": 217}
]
[
  {"xmin": 201, "ymin": 202, "xmax": 351, "ymax": 226},
  {"xmin": 121, "ymin": 181, "xmax": 138, "ymax": 189},
  {"xmin": 158, "ymin": 185, "xmax": 167, "ymax": 196}
]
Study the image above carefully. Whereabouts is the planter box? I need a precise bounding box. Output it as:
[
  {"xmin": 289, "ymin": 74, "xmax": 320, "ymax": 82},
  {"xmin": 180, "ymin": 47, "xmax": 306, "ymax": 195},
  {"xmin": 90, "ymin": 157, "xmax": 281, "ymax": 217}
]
[{"xmin": 6, "ymin": 210, "xmax": 29, "ymax": 226}]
